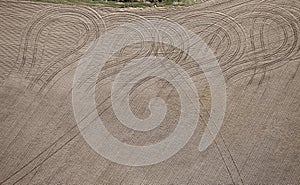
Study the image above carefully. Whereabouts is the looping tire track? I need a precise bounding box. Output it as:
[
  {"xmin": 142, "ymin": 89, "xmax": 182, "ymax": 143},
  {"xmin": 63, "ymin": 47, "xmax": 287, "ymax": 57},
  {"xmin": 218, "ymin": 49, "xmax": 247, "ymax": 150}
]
[
  {"xmin": 1, "ymin": 0, "xmax": 300, "ymax": 184},
  {"xmin": 17, "ymin": 5, "xmax": 105, "ymax": 92},
  {"xmin": 172, "ymin": 11, "xmax": 247, "ymax": 72},
  {"xmin": 225, "ymin": 3, "xmax": 300, "ymax": 83}
]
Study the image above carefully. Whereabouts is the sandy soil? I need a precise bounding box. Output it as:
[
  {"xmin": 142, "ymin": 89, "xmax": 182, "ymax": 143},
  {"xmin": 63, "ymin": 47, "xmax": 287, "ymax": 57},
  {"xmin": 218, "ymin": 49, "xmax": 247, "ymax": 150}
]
[{"xmin": 0, "ymin": 0, "xmax": 300, "ymax": 184}]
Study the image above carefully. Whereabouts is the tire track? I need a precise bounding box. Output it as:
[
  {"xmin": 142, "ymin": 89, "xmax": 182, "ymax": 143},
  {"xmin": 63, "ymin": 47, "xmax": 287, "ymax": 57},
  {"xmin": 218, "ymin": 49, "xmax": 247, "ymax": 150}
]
[
  {"xmin": 226, "ymin": 3, "xmax": 300, "ymax": 83},
  {"xmin": 16, "ymin": 5, "xmax": 105, "ymax": 92}
]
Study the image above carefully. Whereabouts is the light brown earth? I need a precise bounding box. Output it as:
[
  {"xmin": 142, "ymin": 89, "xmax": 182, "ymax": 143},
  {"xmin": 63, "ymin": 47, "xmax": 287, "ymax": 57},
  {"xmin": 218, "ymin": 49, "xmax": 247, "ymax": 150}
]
[{"xmin": 0, "ymin": 0, "xmax": 300, "ymax": 184}]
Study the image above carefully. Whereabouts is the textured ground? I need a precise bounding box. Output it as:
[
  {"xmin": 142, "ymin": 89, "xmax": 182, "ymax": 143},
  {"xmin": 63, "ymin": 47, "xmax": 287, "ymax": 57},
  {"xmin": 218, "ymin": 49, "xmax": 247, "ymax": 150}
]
[{"xmin": 0, "ymin": 0, "xmax": 300, "ymax": 184}]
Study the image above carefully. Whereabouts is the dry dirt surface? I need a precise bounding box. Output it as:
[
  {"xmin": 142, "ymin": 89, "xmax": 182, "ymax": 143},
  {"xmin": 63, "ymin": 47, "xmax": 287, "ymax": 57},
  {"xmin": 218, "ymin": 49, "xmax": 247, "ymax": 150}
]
[{"xmin": 0, "ymin": 0, "xmax": 300, "ymax": 184}]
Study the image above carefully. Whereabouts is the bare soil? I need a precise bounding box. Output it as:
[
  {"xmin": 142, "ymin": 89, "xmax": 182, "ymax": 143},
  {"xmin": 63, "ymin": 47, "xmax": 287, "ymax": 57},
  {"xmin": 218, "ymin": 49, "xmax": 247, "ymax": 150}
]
[{"xmin": 0, "ymin": 0, "xmax": 299, "ymax": 184}]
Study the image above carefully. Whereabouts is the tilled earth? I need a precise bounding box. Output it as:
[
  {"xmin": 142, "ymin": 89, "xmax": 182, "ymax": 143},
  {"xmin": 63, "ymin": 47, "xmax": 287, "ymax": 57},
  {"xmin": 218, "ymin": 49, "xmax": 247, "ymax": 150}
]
[{"xmin": 0, "ymin": 0, "xmax": 300, "ymax": 184}]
